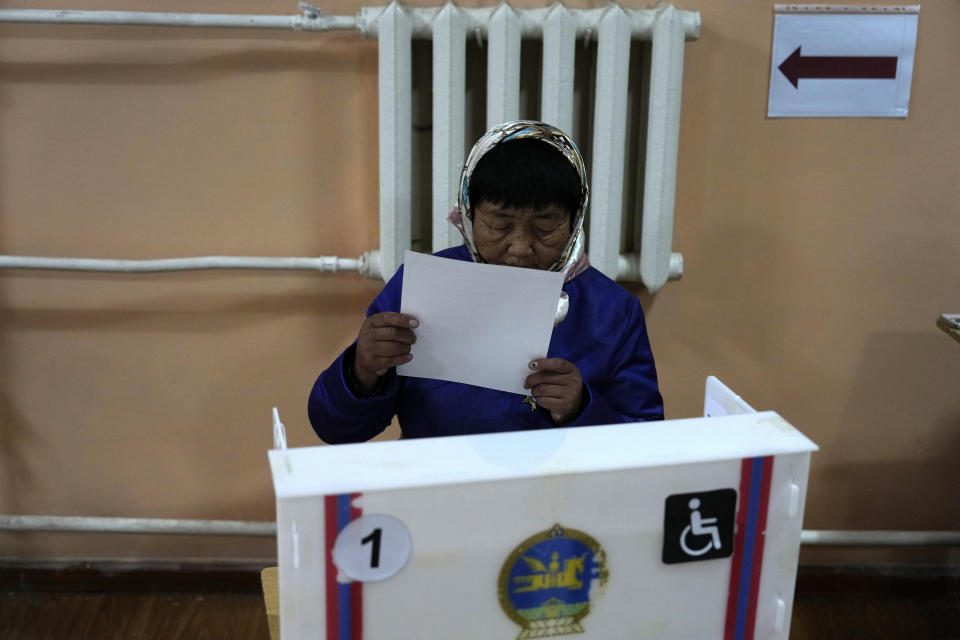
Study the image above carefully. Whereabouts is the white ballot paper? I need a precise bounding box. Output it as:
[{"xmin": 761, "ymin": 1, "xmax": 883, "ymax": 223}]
[{"xmin": 397, "ymin": 250, "xmax": 563, "ymax": 395}]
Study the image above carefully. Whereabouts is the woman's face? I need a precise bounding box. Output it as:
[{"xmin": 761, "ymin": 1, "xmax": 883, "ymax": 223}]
[{"xmin": 472, "ymin": 201, "xmax": 572, "ymax": 270}]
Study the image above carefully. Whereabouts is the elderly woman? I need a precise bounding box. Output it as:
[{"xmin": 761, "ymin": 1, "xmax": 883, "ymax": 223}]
[{"xmin": 309, "ymin": 121, "xmax": 663, "ymax": 443}]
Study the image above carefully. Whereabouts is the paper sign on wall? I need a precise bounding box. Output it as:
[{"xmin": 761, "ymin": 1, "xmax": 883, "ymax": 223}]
[{"xmin": 767, "ymin": 6, "xmax": 919, "ymax": 118}]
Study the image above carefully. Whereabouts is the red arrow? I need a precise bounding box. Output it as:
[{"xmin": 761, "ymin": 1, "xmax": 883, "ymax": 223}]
[{"xmin": 778, "ymin": 46, "xmax": 897, "ymax": 88}]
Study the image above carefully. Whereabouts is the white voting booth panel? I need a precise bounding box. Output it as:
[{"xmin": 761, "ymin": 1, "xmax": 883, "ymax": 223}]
[
  {"xmin": 704, "ymin": 375, "xmax": 756, "ymax": 418},
  {"xmin": 270, "ymin": 387, "xmax": 816, "ymax": 640}
]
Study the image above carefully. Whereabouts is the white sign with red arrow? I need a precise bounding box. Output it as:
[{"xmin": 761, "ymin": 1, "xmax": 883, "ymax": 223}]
[{"xmin": 767, "ymin": 6, "xmax": 919, "ymax": 118}]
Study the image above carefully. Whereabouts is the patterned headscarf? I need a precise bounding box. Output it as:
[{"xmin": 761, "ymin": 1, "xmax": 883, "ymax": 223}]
[{"xmin": 454, "ymin": 121, "xmax": 590, "ymax": 278}]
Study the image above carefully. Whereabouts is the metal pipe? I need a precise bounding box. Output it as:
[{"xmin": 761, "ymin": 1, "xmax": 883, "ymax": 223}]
[
  {"xmin": 0, "ymin": 515, "xmax": 276, "ymax": 537},
  {"xmin": 0, "ymin": 6, "xmax": 701, "ymax": 40},
  {"xmin": 801, "ymin": 530, "xmax": 960, "ymax": 547},
  {"xmin": 0, "ymin": 255, "xmax": 362, "ymax": 273},
  {"xmin": 618, "ymin": 252, "xmax": 683, "ymax": 282},
  {"xmin": 3, "ymin": 515, "xmax": 959, "ymax": 547},
  {"xmin": 0, "ymin": 6, "xmax": 357, "ymax": 32}
]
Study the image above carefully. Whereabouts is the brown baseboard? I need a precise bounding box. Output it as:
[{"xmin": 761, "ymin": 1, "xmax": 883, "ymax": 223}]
[
  {"xmin": 3, "ymin": 558, "xmax": 959, "ymax": 595},
  {"xmin": 0, "ymin": 558, "xmax": 274, "ymax": 593},
  {"xmin": 796, "ymin": 564, "xmax": 960, "ymax": 597}
]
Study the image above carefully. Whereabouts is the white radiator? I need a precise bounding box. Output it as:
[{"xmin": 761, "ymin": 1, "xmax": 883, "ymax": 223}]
[
  {"xmin": 362, "ymin": 2, "xmax": 699, "ymax": 292},
  {"xmin": 0, "ymin": 2, "xmax": 697, "ymax": 292}
]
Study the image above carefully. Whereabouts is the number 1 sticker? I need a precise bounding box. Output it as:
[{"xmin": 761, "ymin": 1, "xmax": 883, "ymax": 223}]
[{"xmin": 331, "ymin": 514, "xmax": 412, "ymax": 582}]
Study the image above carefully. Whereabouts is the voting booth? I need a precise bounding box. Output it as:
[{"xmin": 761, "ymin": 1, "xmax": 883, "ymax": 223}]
[{"xmin": 269, "ymin": 378, "xmax": 816, "ymax": 639}]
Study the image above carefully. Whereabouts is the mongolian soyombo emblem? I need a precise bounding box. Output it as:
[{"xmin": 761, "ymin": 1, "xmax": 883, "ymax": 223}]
[{"xmin": 498, "ymin": 524, "xmax": 608, "ymax": 639}]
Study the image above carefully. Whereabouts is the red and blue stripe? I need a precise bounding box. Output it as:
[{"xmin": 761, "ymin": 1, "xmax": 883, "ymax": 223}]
[
  {"xmin": 325, "ymin": 492, "xmax": 363, "ymax": 640},
  {"xmin": 724, "ymin": 456, "xmax": 774, "ymax": 640}
]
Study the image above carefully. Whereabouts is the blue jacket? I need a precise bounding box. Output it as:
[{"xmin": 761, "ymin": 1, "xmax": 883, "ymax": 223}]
[{"xmin": 308, "ymin": 245, "xmax": 663, "ymax": 443}]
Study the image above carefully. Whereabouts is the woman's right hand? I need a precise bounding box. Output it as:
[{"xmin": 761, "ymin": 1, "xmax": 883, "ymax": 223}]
[{"xmin": 353, "ymin": 312, "xmax": 419, "ymax": 393}]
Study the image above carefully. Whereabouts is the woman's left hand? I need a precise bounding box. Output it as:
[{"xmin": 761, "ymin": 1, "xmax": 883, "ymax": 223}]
[{"xmin": 524, "ymin": 358, "xmax": 585, "ymax": 426}]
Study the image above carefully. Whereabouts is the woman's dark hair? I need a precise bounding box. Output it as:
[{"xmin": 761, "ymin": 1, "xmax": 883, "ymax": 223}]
[{"xmin": 468, "ymin": 138, "xmax": 581, "ymax": 219}]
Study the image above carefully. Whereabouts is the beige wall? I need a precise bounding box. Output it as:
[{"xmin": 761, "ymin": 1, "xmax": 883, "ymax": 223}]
[{"xmin": 1, "ymin": 0, "xmax": 958, "ymax": 563}]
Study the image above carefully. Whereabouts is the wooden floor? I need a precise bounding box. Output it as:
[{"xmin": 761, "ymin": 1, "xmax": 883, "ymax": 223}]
[
  {"xmin": 1, "ymin": 568, "xmax": 958, "ymax": 639},
  {"xmin": 0, "ymin": 592, "xmax": 270, "ymax": 640},
  {"xmin": 791, "ymin": 589, "xmax": 960, "ymax": 639}
]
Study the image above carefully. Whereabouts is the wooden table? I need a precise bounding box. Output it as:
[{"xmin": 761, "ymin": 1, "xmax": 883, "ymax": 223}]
[{"xmin": 261, "ymin": 567, "xmax": 279, "ymax": 640}]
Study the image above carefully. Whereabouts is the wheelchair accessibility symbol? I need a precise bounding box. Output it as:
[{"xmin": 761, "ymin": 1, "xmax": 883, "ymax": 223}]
[
  {"xmin": 662, "ymin": 489, "xmax": 737, "ymax": 564},
  {"xmin": 680, "ymin": 498, "xmax": 723, "ymax": 556}
]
